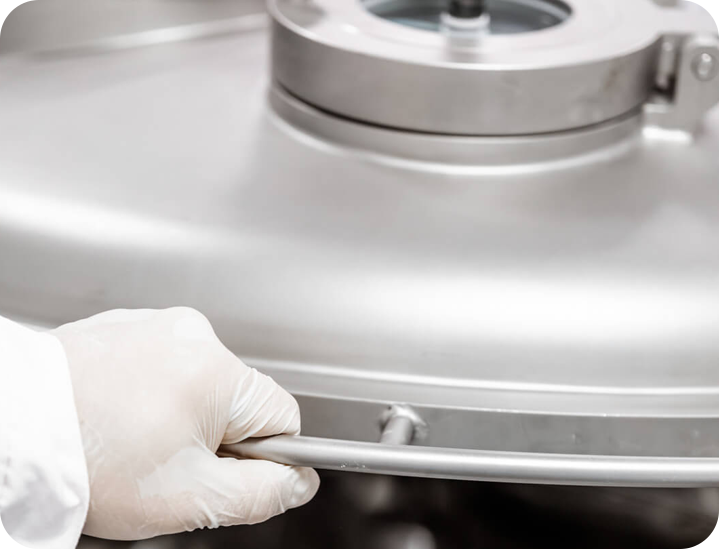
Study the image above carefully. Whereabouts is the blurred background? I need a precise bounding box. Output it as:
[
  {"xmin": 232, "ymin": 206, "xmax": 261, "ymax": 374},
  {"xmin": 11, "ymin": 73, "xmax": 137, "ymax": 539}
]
[{"xmin": 75, "ymin": 472, "xmax": 719, "ymax": 549}]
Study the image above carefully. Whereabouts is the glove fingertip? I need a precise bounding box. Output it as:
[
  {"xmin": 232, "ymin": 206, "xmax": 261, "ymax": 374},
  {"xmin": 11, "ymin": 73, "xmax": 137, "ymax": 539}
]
[
  {"xmin": 285, "ymin": 466, "xmax": 320, "ymax": 509},
  {"xmin": 206, "ymin": 459, "xmax": 320, "ymax": 526}
]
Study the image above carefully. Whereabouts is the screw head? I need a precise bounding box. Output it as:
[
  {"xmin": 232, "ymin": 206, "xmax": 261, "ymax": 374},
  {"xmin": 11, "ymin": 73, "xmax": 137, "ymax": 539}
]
[{"xmin": 692, "ymin": 52, "xmax": 718, "ymax": 82}]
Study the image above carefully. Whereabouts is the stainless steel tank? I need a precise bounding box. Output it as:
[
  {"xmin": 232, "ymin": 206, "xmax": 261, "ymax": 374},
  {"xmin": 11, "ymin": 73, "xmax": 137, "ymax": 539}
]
[{"xmin": 2, "ymin": 0, "xmax": 719, "ymax": 543}]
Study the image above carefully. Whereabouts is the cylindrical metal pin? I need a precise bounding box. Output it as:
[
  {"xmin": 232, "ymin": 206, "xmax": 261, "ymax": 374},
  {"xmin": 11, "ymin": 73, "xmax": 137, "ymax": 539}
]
[{"xmin": 379, "ymin": 414, "xmax": 415, "ymax": 446}]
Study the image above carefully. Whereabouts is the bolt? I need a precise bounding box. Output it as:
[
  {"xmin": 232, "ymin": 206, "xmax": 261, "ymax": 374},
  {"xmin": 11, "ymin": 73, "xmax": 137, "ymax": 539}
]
[{"xmin": 692, "ymin": 52, "xmax": 718, "ymax": 82}]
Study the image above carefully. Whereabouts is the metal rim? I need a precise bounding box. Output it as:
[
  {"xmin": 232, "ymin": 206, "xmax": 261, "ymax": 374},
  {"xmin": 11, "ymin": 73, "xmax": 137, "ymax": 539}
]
[
  {"xmin": 270, "ymin": 0, "xmax": 712, "ymax": 134},
  {"xmin": 270, "ymin": 0, "xmax": 658, "ymax": 65},
  {"xmin": 270, "ymin": 84, "xmax": 643, "ymax": 170}
]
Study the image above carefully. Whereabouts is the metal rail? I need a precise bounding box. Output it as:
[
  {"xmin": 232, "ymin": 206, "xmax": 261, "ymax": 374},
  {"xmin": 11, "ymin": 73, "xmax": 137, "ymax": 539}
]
[{"xmin": 221, "ymin": 436, "xmax": 719, "ymax": 488}]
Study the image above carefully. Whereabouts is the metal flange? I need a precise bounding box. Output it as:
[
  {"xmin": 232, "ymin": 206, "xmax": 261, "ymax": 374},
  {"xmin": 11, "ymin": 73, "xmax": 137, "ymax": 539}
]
[{"xmin": 270, "ymin": 0, "xmax": 716, "ymax": 136}]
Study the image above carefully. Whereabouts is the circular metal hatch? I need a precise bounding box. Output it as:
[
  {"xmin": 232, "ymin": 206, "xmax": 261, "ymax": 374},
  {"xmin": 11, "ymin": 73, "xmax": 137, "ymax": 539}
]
[{"xmin": 270, "ymin": 0, "xmax": 712, "ymax": 135}]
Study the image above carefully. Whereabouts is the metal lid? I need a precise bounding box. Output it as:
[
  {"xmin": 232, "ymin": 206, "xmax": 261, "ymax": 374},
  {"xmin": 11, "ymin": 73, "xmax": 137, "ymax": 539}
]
[
  {"xmin": 270, "ymin": 0, "xmax": 715, "ymax": 135},
  {"xmin": 3, "ymin": 1, "xmax": 719, "ymax": 462}
]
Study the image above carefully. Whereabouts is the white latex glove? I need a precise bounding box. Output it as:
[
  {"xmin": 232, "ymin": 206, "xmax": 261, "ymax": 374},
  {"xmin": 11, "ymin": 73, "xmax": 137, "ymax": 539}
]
[{"xmin": 51, "ymin": 307, "xmax": 319, "ymax": 540}]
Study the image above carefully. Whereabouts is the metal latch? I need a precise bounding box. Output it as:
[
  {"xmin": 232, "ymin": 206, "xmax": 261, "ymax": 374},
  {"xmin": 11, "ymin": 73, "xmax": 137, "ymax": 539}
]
[{"xmin": 645, "ymin": 34, "xmax": 719, "ymax": 135}]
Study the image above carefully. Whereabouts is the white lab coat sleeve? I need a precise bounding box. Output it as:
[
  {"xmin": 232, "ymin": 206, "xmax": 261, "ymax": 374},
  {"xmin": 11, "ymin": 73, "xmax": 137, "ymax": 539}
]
[{"xmin": 0, "ymin": 316, "xmax": 89, "ymax": 549}]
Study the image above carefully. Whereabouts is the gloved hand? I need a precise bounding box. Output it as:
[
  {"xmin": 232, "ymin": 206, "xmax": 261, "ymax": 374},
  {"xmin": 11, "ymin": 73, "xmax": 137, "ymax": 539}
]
[{"xmin": 52, "ymin": 307, "xmax": 319, "ymax": 540}]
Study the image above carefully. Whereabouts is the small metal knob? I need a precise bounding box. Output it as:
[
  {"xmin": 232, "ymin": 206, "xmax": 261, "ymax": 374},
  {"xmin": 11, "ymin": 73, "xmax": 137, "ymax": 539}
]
[
  {"xmin": 449, "ymin": 0, "xmax": 486, "ymax": 18},
  {"xmin": 692, "ymin": 52, "xmax": 718, "ymax": 82}
]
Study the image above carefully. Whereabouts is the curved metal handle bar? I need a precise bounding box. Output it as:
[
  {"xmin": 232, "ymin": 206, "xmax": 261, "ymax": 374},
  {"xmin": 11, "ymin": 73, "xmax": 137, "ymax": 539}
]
[{"xmin": 221, "ymin": 435, "xmax": 719, "ymax": 488}]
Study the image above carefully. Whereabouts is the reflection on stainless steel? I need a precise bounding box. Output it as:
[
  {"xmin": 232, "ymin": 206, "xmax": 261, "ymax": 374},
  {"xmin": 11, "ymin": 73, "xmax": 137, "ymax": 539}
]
[
  {"xmin": 28, "ymin": 16, "xmax": 268, "ymax": 56},
  {"xmin": 0, "ymin": 0, "xmax": 266, "ymax": 55}
]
